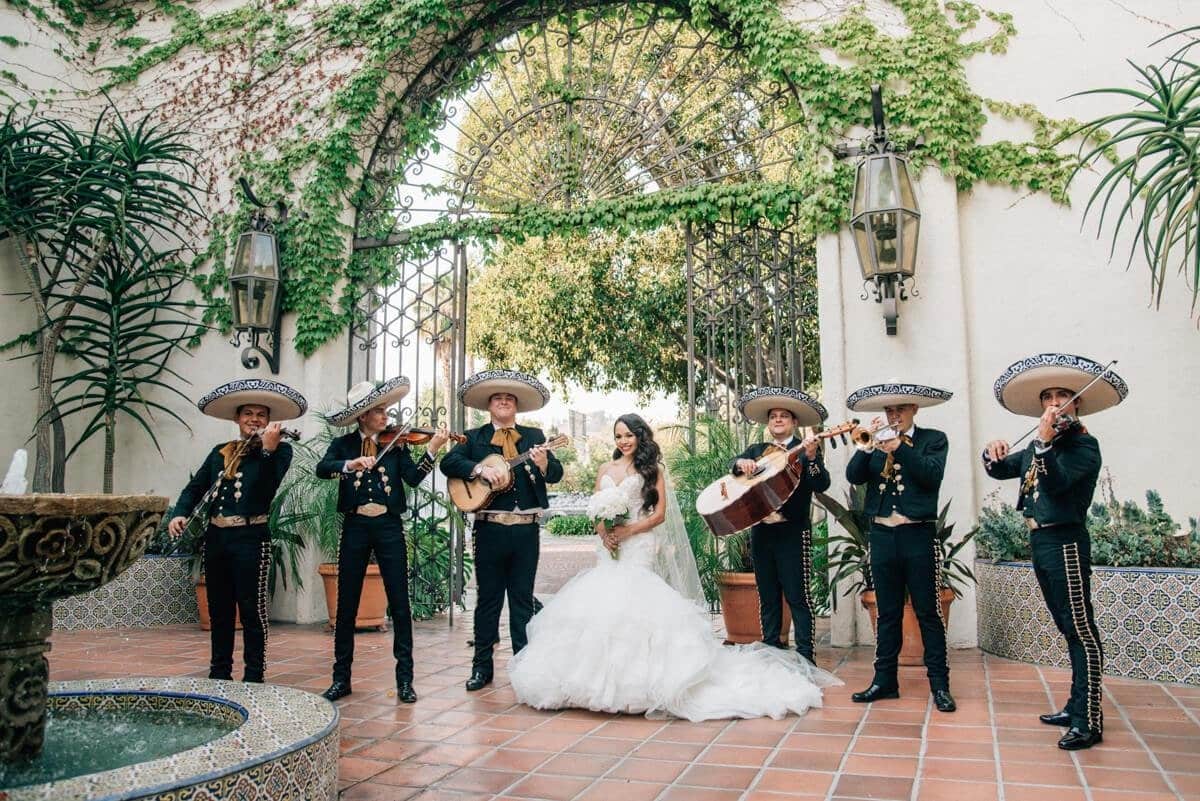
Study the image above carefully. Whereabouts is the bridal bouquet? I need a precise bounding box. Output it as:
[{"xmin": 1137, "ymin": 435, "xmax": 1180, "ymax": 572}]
[{"xmin": 587, "ymin": 486, "xmax": 630, "ymax": 559}]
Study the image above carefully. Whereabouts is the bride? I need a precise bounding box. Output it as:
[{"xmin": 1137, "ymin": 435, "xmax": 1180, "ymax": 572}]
[{"xmin": 509, "ymin": 413, "xmax": 839, "ymax": 720}]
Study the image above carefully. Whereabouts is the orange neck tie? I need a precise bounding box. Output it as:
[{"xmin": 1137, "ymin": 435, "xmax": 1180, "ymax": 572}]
[
  {"xmin": 491, "ymin": 427, "xmax": 520, "ymax": 459},
  {"xmin": 219, "ymin": 440, "xmax": 247, "ymax": 479},
  {"xmin": 361, "ymin": 437, "xmax": 377, "ymax": 458}
]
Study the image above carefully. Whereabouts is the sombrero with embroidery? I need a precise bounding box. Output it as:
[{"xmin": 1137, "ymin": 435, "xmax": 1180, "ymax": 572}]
[
  {"xmin": 324, "ymin": 377, "xmax": 411, "ymax": 427},
  {"xmin": 846, "ymin": 379, "xmax": 953, "ymax": 412},
  {"xmin": 198, "ymin": 379, "xmax": 308, "ymax": 422},
  {"xmin": 738, "ymin": 386, "xmax": 828, "ymax": 427},
  {"xmin": 459, "ymin": 369, "xmax": 550, "ymax": 412},
  {"xmin": 993, "ymin": 353, "xmax": 1128, "ymax": 417}
]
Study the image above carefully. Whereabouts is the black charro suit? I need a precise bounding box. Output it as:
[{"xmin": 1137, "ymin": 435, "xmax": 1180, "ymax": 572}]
[
  {"xmin": 984, "ymin": 427, "xmax": 1104, "ymax": 735},
  {"xmin": 731, "ymin": 438, "xmax": 830, "ymax": 661},
  {"xmin": 316, "ymin": 431, "xmax": 435, "ymax": 686},
  {"xmin": 846, "ymin": 426, "xmax": 950, "ymax": 692},
  {"xmin": 173, "ymin": 440, "xmax": 293, "ymax": 682},
  {"xmin": 440, "ymin": 423, "xmax": 563, "ymax": 677}
]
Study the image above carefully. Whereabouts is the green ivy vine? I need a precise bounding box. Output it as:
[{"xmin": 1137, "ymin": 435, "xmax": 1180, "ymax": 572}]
[{"xmin": 2, "ymin": 0, "xmax": 1096, "ymax": 357}]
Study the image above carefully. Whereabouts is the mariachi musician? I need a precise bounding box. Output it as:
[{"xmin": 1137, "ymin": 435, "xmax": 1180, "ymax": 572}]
[
  {"xmin": 730, "ymin": 386, "xmax": 830, "ymax": 664},
  {"xmin": 168, "ymin": 379, "xmax": 307, "ymax": 684},
  {"xmin": 983, "ymin": 353, "xmax": 1126, "ymax": 751},
  {"xmin": 316, "ymin": 378, "xmax": 450, "ymax": 704},
  {"xmin": 844, "ymin": 380, "xmax": 956, "ymax": 713},
  {"xmin": 440, "ymin": 369, "xmax": 563, "ymax": 691}
]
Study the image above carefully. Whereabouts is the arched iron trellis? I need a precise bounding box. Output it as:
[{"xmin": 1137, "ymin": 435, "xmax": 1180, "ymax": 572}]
[{"xmin": 345, "ymin": 0, "xmax": 820, "ymax": 624}]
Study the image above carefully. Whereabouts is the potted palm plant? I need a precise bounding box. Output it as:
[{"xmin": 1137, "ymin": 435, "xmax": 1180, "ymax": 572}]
[{"xmin": 819, "ymin": 487, "xmax": 975, "ymax": 663}]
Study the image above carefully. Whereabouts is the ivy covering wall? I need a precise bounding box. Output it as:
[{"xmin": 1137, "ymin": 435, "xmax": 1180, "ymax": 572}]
[{"xmin": 2, "ymin": 0, "xmax": 1098, "ymax": 357}]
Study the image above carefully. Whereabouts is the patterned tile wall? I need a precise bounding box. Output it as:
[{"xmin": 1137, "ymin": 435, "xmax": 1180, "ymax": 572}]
[
  {"xmin": 976, "ymin": 560, "xmax": 1200, "ymax": 686},
  {"xmin": 52, "ymin": 556, "xmax": 197, "ymax": 631}
]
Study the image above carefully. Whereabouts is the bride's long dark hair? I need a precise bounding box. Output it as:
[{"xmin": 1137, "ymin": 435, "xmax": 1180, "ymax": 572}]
[{"xmin": 612, "ymin": 413, "xmax": 661, "ymax": 513}]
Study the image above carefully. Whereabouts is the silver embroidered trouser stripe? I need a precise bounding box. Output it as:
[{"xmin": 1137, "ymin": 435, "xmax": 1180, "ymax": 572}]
[
  {"xmin": 256, "ymin": 536, "xmax": 271, "ymax": 668},
  {"xmin": 1063, "ymin": 542, "xmax": 1104, "ymax": 733}
]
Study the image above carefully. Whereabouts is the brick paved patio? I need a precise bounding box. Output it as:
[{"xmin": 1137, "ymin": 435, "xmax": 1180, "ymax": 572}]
[{"xmin": 48, "ymin": 614, "xmax": 1199, "ymax": 801}]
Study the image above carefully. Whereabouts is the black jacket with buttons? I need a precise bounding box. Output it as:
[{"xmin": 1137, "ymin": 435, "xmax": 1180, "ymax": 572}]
[
  {"xmin": 730, "ymin": 437, "xmax": 831, "ymax": 530},
  {"xmin": 845, "ymin": 426, "xmax": 948, "ymax": 522},
  {"xmin": 173, "ymin": 441, "xmax": 294, "ymax": 520},
  {"xmin": 983, "ymin": 428, "xmax": 1101, "ymax": 527},
  {"xmin": 316, "ymin": 431, "xmax": 435, "ymax": 515},
  {"xmin": 439, "ymin": 423, "xmax": 563, "ymax": 511}
]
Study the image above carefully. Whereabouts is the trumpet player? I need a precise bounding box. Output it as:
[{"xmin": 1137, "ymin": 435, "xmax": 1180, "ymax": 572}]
[
  {"xmin": 844, "ymin": 381, "xmax": 956, "ymax": 713},
  {"xmin": 983, "ymin": 354, "xmax": 1127, "ymax": 750}
]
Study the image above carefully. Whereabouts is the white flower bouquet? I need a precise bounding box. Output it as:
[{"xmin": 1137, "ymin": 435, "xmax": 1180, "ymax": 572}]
[{"xmin": 587, "ymin": 486, "xmax": 631, "ymax": 559}]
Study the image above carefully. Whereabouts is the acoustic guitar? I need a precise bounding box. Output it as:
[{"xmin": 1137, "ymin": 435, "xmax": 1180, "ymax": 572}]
[
  {"xmin": 448, "ymin": 434, "xmax": 572, "ymax": 512},
  {"xmin": 695, "ymin": 421, "xmax": 858, "ymax": 537}
]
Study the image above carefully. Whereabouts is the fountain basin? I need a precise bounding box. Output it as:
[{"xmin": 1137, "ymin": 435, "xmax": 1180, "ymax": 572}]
[{"xmin": 2, "ymin": 678, "xmax": 338, "ymax": 800}]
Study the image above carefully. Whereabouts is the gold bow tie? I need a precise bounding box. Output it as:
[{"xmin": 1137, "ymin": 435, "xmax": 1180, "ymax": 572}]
[
  {"xmin": 880, "ymin": 435, "xmax": 914, "ymax": 481},
  {"xmin": 219, "ymin": 440, "xmax": 247, "ymax": 479},
  {"xmin": 491, "ymin": 427, "xmax": 520, "ymax": 459},
  {"xmin": 361, "ymin": 437, "xmax": 377, "ymax": 458}
]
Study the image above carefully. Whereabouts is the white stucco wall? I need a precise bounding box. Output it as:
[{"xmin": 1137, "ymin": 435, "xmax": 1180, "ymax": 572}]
[{"xmin": 815, "ymin": 0, "xmax": 1199, "ymax": 649}]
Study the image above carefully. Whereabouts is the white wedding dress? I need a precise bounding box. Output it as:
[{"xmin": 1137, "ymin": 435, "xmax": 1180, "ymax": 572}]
[{"xmin": 509, "ymin": 473, "xmax": 839, "ymax": 721}]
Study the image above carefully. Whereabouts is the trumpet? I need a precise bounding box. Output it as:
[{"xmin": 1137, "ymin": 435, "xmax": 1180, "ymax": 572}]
[{"xmin": 851, "ymin": 420, "xmax": 901, "ymax": 450}]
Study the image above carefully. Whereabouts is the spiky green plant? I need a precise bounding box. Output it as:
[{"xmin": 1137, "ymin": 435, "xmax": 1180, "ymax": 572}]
[{"xmin": 1068, "ymin": 26, "xmax": 1200, "ymax": 318}]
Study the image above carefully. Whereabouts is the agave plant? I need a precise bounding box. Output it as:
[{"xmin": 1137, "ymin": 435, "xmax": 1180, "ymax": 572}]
[{"xmin": 1068, "ymin": 26, "xmax": 1200, "ymax": 317}]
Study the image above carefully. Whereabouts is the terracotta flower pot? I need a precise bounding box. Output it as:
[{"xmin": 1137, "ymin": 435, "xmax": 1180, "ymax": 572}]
[
  {"xmin": 860, "ymin": 588, "xmax": 955, "ymax": 666},
  {"xmin": 318, "ymin": 562, "xmax": 389, "ymax": 631},
  {"xmin": 717, "ymin": 571, "xmax": 792, "ymax": 646},
  {"xmin": 195, "ymin": 573, "xmax": 242, "ymax": 631}
]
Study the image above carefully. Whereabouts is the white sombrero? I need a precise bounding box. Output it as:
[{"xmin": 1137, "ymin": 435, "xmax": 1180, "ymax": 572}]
[
  {"xmin": 459, "ymin": 369, "xmax": 550, "ymax": 412},
  {"xmin": 737, "ymin": 386, "xmax": 828, "ymax": 427},
  {"xmin": 846, "ymin": 380, "xmax": 953, "ymax": 412},
  {"xmin": 993, "ymin": 353, "xmax": 1128, "ymax": 417},
  {"xmin": 324, "ymin": 377, "xmax": 411, "ymax": 427},
  {"xmin": 198, "ymin": 379, "xmax": 308, "ymax": 422}
]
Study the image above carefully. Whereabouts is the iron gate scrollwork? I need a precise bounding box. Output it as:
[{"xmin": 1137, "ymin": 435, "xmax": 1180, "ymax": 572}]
[
  {"xmin": 685, "ymin": 213, "xmax": 818, "ymax": 450},
  {"xmin": 347, "ymin": 242, "xmax": 469, "ymax": 622}
]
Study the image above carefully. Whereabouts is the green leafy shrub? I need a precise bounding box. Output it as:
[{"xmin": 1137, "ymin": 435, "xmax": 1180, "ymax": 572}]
[
  {"xmin": 546, "ymin": 515, "xmax": 595, "ymax": 537},
  {"xmin": 976, "ymin": 476, "xmax": 1200, "ymax": 568}
]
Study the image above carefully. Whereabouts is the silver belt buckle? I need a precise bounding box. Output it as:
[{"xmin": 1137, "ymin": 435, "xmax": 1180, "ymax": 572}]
[
  {"xmin": 355, "ymin": 503, "xmax": 388, "ymax": 518},
  {"xmin": 874, "ymin": 511, "xmax": 913, "ymax": 527},
  {"xmin": 1025, "ymin": 517, "xmax": 1041, "ymax": 531}
]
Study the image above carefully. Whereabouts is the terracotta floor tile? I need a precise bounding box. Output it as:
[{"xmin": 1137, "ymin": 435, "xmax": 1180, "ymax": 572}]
[
  {"xmin": 767, "ymin": 748, "xmax": 845, "ymax": 772},
  {"xmin": 469, "ymin": 748, "xmax": 552, "ymax": 772},
  {"xmin": 355, "ymin": 739, "xmax": 434, "ymax": 761},
  {"xmin": 372, "ymin": 762, "xmax": 459, "ymax": 787},
  {"xmin": 505, "ymin": 728, "xmax": 584, "ymax": 751},
  {"xmin": 443, "ymin": 727, "xmax": 518, "ymax": 747},
  {"xmin": 923, "ymin": 724, "xmax": 994, "ymax": 742},
  {"xmin": 1088, "ymin": 792, "xmax": 1183, "ymax": 801},
  {"xmin": 607, "ymin": 757, "xmax": 688, "ymax": 783},
  {"xmin": 922, "ymin": 740, "xmax": 995, "ymax": 760},
  {"xmin": 536, "ymin": 752, "xmax": 620, "ymax": 777},
  {"xmin": 339, "ymin": 781, "xmax": 423, "ymax": 800},
  {"xmin": 1082, "ymin": 766, "xmax": 1173, "ymax": 793},
  {"xmin": 920, "ymin": 757, "xmax": 998, "ymax": 782},
  {"xmin": 852, "ymin": 735, "xmax": 922, "ymax": 757},
  {"xmin": 631, "ymin": 740, "xmax": 707, "ymax": 761},
  {"xmin": 841, "ymin": 753, "xmax": 919, "ymax": 777},
  {"xmin": 1156, "ymin": 750, "xmax": 1200, "ymax": 773},
  {"xmin": 859, "ymin": 721, "xmax": 926, "ymax": 739},
  {"xmin": 567, "ymin": 736, "xmax": 641, "ymax": 756},
  {"xmin": 698, "ymin": 744, "xmax": 773, "ymax": 766},
  {"xmin": 339, "ymin": 756, "xmax": 395, "ymax": 782},
  {"xmin": 412, "ymin": 744, "xmax": 493, "ymax": 766},
  {"xmin": 1070, "ymin": 746, "xmax": 1158, "ymax": 770},
  {"xmin": 780, "ymin": 732, "xmax": 854, "ymax": 751},
  {"xmin": 715, "ymin": 726, "xmax": 790, "ymax": 748},
  {"xmin": 576, "ymin": 779, "xmax": 669, "ymax": 801},
  {"xmin": 658, "ymin": 787, "xmax": 744, "ymax": 801},
  {"xmin": 1167, "ymin": 772, "xmax": 1200, "ymax": 797},
  {"xmin": 742, "ymin": 792, "xmax": 826, "ymax": 801},
  {"xmin": 507, "ymin": 773, "xmax": 593, "ymax": 800},
  {"xmin": 1003, "ymin": 786, "xmax": 1087, "ymax": 801},
  {"xmin": 999, "ymin": 760, "xmax": 1081, "ymax": 786},
  {"xmin": 676, "ymin": 763, "xmax": 760, "ymax": 790},
  {"xmin": 915, "ymin": 778, "xmax": 999, "ymax": 801},
  {"xmin": 831, "ymin": 773, "xmax": 914, "ymax": 800},
  {"xmin": 997, "ymin": 743, "xmax": 1076, "ymax": 764},
  {"xmin": 592, "ymin": 719, "xmax": 669, "ymax": 739}
]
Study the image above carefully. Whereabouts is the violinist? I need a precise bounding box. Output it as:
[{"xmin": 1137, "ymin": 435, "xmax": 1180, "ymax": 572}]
[
  {"xmin": 316, "ymin": 378, "xmax": 451, "ymax": 704},
  {"xmin": 168, "ymin": 379, "xmax": 307, "ymax": 684},
  {"xmin": 984, "ymin": 354, "xmax": 1128, "ymax": 751}
]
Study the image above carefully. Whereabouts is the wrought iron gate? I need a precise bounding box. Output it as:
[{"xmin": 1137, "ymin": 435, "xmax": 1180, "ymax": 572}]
[
  {"xmin": 685, "ymin": 213, "xmax": 818, "ymax": 449},
  {"xmin": 347, "ymin": 242, "xmax": 469, "ymax": 622}
]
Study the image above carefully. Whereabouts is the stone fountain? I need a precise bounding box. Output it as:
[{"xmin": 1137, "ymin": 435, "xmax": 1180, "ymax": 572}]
[{"xmin": 0, "ymin": 460, "xmax": 338, "ymax": 799}]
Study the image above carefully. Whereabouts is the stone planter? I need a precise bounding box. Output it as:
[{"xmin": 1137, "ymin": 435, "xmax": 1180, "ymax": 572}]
[
  {"xmin": 53, "ymin": 555, "xmax": 197, "ymax": 631},
  {"xmin": 717, "ymin": 572, "xmax": 791, "ymax": 646},
  {"xmin": 976, "ymin": 559, "xmax": 1200, "ymax": 686}
]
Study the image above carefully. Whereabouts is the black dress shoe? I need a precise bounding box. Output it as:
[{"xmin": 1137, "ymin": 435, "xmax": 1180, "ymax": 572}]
[
  {"xmin": 932, "ymin": 689, "xmax": 957, "ymax": 713},
  {"xmin": 1039, "ymin": 710, "xmax": 1071, "ymax": 727},
  {"xmin": 1058, "ymin": 727, "xmax": 1102, "ymax": 750},
  {"xmin": 851, "ymin": 684, "xmax": 900, "ymax": 703},
  {"xmin": 465, "ymin": 671, "xmax": 493, "ymax": 692},
  {"xmin": 397, "ymin": 681, "xmax": 417, "ymax": 704},
  {"xmin": 321, "ymin": 681, "xmax": 352, "ymax": 701}
]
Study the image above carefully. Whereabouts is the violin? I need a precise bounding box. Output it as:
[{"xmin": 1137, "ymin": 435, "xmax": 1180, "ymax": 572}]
[
  {"xmin": 378, "ymin": 424, "xmax": 467, "ymax": 447},
  {"xmin": 247, "ymin": 427, "xmax": 301, "ymax": 445}
]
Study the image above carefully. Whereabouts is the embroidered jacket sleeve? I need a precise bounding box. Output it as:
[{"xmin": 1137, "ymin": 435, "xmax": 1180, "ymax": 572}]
[
  {"xmin": 1038, "ymin": 435, "xmax": 1101, "ymax": 496},
  {"xmin": 397, "ymin": 443, "xmax": 436, "ymax": 487},
  {"xmin": 173, "ymin": 447, "xmax": 221, "ymax": 518},
  {"xmin": 439, "ymin": 429, "xmax": 486, "ymax": 479},
  {"xmin": 527, "ymin": 429, "xmax": 564, "ymax": 484},
  {"xmin": 257, "ymin": 441, "xmax": 293, "ymax": 499},
  {"xmin": 315, "ymin": 435, "xmax": 351, "ymax": 479},
  {"xmin": 799, "ymin": 452, "xmax": 831, "ymax": 493},
  {"xmin": 982, "ymin": 448, "xmax": 1025, "ymax": 480},
  {"xmin": 845, "ymin": 448, "xmax": 875, "ymax": 485},
  {"xmin": 730, "ymin": 443, "xmax": 765, "ymax": 476},
  {"xmin": 891, "ymin": 430, "xmax": 947, "ymax": 490}
]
